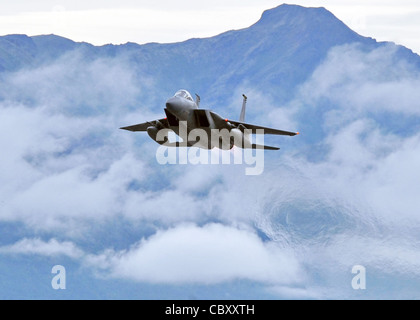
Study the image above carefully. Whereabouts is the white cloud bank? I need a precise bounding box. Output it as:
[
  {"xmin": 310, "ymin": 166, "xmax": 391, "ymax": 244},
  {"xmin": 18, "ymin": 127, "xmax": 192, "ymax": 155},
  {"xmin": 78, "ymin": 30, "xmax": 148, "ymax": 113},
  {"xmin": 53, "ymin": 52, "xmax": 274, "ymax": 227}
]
[
  {"xmin": 86, "ymin": 223, "xmax": 303, "ymax": 285},
  {"xmin": 0, "ymin": 238, "xmax": 83, "ymax": 259},
  {"xmin": 0, "ymin": 224, "xmax": 304, "ymax": 289},
  {"xmin": 300, "ymin": 43, "xmax": 420, "ymax": 119}
]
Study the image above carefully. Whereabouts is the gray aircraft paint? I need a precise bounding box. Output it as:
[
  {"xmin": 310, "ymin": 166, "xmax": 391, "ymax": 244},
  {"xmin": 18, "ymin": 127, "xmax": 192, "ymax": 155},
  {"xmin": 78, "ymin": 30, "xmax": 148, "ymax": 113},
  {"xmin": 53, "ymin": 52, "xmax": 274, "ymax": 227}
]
[{"xmin": 120, "ymin": 89, "xmax": 299, "ymax": 150}]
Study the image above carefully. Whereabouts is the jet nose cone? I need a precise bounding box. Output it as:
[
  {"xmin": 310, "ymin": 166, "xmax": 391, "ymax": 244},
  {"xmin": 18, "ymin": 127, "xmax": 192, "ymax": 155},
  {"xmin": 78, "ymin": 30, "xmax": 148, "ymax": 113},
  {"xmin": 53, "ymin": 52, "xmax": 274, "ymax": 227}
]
[{"xmin": 166, "ymin": 97, "xmax": 181, "ymax": 114}]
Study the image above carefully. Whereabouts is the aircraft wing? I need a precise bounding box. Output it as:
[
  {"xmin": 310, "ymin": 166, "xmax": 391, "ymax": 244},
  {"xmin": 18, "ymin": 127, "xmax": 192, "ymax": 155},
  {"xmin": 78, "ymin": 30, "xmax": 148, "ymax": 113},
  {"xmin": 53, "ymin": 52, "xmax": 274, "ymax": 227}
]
[
  {"xmin": 251, "ymin": 144, "xmax": 280, "ymax": 150},
  {"xmin": 120, "ymin": 118, "xmax": 169, "ymax": 132},
  {"xmin": 228, "ymin": 120, "xmax": 299, "ymax": 136}
]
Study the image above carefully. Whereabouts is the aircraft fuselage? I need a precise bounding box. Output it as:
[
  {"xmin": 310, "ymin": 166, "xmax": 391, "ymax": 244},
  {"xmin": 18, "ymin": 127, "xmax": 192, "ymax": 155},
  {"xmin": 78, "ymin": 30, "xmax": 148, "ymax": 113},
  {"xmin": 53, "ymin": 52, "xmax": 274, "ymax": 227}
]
[
  {"xmin": 164, "ymin": 90, "xmax": 245, "ymax": 150},
  {"xmin": 120, "ymin": 89, "xmax": 299, "ymax": 150}
]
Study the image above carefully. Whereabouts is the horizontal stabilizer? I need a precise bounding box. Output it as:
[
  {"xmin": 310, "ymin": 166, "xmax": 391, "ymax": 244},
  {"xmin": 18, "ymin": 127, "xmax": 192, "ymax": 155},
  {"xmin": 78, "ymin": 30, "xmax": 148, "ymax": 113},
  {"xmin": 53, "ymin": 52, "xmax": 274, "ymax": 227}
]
[{"xmin": 251, "ymin": 144, "xmax": 280, "ymax": 150}]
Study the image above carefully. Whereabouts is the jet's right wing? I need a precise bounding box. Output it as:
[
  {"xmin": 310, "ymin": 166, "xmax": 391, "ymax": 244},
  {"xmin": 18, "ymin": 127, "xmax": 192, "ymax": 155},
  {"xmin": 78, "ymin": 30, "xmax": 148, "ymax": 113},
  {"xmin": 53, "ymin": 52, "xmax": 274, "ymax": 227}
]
[{"xmin": 228, "ymin": 120, "xmax": 299, "ymax": 136}]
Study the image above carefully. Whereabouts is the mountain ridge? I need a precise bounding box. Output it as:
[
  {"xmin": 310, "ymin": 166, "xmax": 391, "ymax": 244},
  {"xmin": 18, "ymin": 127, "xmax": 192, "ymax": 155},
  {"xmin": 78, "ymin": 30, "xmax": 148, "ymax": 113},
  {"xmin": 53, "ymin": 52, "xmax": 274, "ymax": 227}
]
[{"xmin": 0, "ymin": 4, "xmax": 419, "ymax": 104}]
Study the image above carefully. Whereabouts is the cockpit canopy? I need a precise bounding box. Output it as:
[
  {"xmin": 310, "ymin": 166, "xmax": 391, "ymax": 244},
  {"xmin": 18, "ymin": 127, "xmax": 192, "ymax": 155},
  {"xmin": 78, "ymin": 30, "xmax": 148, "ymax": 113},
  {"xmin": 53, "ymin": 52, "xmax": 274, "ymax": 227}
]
[{"xmin": 175, "ymin": 89, "xmax": 194, "ymax": 102}]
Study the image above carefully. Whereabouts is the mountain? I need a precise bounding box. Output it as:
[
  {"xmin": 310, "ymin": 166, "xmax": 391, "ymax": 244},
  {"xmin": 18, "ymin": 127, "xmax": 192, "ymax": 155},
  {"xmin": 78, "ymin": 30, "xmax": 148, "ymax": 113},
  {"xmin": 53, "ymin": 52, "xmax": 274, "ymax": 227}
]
[
  {"xmin": 1, "ymin": 4, "xmax": 420, "ymax": 300},
  {"xmin": 1, "ymin": 4, "xmax": 419, "ymax": 131},
  {"xmin": 1, "ymin": 4, "xmax": 418, "ymax": 104}
]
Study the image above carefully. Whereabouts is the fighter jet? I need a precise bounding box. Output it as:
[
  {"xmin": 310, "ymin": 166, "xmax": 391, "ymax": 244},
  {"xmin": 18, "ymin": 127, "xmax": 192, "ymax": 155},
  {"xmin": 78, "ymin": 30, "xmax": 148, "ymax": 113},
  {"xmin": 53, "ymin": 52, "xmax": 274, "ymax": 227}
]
[{"xmin": 120, "ymin": 90, "xmax": 299, "ymax": 150}]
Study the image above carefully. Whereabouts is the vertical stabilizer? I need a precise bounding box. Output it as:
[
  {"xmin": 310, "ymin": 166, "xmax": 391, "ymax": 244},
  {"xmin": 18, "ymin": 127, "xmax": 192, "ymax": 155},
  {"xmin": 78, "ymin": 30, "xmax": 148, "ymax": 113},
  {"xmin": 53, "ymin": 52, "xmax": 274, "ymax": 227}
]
[
  {"xmin": 195, "ymin": 94, "xmax": 201, "ymax": 108},
  {"xmin": 240, "ymin": 94, "xmax": 247, "ymax": 122}
]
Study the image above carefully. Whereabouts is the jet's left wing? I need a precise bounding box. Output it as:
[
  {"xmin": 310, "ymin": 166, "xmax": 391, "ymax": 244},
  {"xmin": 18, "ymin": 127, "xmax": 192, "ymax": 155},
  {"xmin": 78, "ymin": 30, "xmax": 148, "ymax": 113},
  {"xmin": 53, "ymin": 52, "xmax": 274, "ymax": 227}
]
[
  {"xmin": 228, "ymin": 120, "xmax": 299, "ymax": 136},
  {"xmin": 120, "ymin": 118, "xmax": 169, "ymax": 132}
]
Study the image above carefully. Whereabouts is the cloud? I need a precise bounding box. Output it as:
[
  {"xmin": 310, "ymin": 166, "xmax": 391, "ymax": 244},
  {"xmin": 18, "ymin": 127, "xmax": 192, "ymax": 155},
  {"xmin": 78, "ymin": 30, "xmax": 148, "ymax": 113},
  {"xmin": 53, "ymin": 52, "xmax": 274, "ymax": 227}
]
[
  {"xmin": 267, "ymin": 285, "xmax": 321, "ymax": 299},
  {"xmin": 2, "ymin": 153, "xmax": 147, "ymax": 231},
  {"xmin": 86, "ymin": 223, "xmax": 303, "ymax": 285},
  {"xmin": 315, "ymin": 234, "xmax": 420, "ymax": 276},
  {"xmin": 243, "ymin": 43, "xmax": 420, "ymax": 297},
  {"xmin": 0, "ymin": 49, "xmax": 146, "ymax": 116},
  {"xmin": 299, "ymin": 43, "xmax": 420, "ymax": 122},
  {"xmin": 290, "ymin": 43, "xmax": 420, "ymax": 226},
  {"xmin": 0, "ymin": 238, "xmax": 83, "ymax": 259},
  {"xmin": 0, "ymin": 50, "xmax": 153, "ymax": 232}
]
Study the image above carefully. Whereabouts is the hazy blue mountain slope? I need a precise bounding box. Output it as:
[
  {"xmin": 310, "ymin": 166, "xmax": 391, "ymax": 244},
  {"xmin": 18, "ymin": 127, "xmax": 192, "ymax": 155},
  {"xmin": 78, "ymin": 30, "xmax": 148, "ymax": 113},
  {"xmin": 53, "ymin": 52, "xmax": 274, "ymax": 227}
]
[
  {"xmin": 31, "ymin": 34, "xmax": 94, "ymax": 62},
  {"xmin": 111, "ymin": 5, "xmax": 374, "ymax": 103},
  {"xmin": 1, "ymin": 4, "xmax": 419, "ymax": 139},
  {"xmin": 1, "ymin": 4, "xmax": 418, "ymax": 104},
  {"xmin": 0, "ymin": 35, "xmax": 38, "ymax": 72}
]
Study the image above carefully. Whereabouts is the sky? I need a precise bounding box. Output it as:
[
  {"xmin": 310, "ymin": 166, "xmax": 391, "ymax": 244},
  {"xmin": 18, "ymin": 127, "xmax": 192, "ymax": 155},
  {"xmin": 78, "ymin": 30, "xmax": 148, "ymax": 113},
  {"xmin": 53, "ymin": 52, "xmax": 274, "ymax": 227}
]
[
  {"xmin": 1, "ymin": 1, "xmax": 420, "ymax": 300},
  {"xmin": 0, "ymin": 0, "xmax": 419, "ymax": 53}
]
